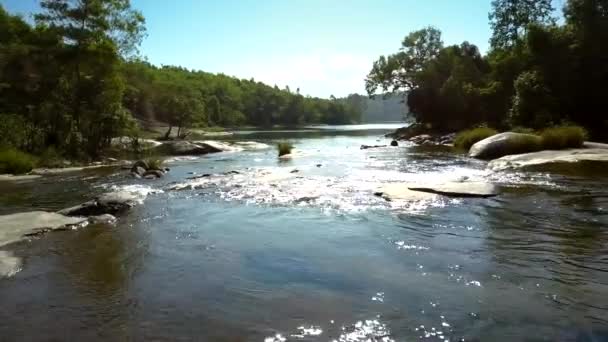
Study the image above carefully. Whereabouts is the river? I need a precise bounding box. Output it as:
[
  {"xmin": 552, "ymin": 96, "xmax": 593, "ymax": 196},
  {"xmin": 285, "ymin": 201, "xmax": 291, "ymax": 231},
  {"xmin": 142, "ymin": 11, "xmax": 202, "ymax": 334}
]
[{"xmin": 1, "ymin": 124, "xmax": 607, "ymax": 341}]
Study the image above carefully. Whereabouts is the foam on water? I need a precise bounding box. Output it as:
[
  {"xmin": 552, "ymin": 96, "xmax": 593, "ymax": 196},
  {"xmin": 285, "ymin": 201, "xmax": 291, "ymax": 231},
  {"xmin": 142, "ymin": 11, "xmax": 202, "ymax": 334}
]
[{"xmin": 0, "ymin": 250, "xmax": 22, "ymax": 278}]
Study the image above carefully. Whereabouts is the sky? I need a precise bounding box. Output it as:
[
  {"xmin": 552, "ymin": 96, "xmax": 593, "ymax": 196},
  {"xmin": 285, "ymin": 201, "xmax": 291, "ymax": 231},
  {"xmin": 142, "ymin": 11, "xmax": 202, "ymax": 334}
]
[{"xmin": 3, "ymin": 0, "xmax": 496, "ymax": 98}]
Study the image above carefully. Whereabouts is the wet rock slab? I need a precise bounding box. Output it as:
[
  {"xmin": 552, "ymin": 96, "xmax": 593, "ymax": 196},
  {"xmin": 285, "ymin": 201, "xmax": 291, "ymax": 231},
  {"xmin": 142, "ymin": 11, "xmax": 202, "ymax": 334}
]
[
  {"xmin": 488, "ymin": 149, "xmax": 608, "ymax": 171},
  {"xmin": 377, "ymin": 182, "xmax": 497, "ymax": 200},
  {"xmin": 0, "ymin": 211, "xmax": 88, "ymax": 248},
  {"xmin": 58, "ymin": 191, "xmax": 140, "ymax": 216}
]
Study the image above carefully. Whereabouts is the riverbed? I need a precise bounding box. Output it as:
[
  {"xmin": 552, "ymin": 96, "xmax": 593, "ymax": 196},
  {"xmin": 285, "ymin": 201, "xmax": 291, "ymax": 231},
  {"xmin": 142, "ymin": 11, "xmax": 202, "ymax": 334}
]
[{"xmin": 1, "ymin": 124, "xmax": 607, "ymax": 341}]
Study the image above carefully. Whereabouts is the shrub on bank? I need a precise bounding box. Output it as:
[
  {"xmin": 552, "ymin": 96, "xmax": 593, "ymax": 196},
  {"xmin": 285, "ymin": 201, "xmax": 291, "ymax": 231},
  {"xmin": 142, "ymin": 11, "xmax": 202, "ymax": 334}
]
[
  {"xmin": 540, "ymin": 125, "xmax": 588, "ymax": 150},
  {"xmin": 277, "ymin": 142, "xmax": 293, "ymax": 157},
  {"xmin": 454, "ymin": 127, "xmax": 498, "ymax": 150},
  {"xmin": 144, "ymin": 157, "xmax": 165, "ymax": 170},
  {"xmin": 0, "ymin": 148, "xmax": 36, "ymax": 174}
]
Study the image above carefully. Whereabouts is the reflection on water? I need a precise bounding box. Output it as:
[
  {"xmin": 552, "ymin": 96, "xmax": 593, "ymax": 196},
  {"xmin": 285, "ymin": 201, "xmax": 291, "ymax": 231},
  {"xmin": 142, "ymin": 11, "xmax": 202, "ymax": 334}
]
[{"xmin": 1, "ymin": 124, "xmax": 607, "ymax": 341}]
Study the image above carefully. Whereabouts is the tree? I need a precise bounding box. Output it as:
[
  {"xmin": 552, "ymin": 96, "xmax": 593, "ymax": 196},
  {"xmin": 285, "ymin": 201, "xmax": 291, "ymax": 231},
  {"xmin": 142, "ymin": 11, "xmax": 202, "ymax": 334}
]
[
  {"xmin": 489, "ymin": 0, "xmax": 554, "ymax": 49},
  {"xmin": 365, "ymin": 27, "xmax": 443, "ymax": 95}
]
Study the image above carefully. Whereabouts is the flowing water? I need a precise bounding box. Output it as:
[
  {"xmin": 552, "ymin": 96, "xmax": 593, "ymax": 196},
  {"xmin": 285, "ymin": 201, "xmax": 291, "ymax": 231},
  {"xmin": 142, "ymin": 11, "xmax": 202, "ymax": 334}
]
[{"xmin": 1, "ymin": 124, "xmax": 607, "ymax": 341}]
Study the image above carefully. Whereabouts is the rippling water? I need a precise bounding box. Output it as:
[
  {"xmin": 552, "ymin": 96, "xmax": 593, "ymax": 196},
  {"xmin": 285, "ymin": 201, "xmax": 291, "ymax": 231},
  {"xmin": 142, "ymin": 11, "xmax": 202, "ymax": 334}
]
[{"xmin": 1, "ymin": 124, "xmax": 607, "ymax": 341}]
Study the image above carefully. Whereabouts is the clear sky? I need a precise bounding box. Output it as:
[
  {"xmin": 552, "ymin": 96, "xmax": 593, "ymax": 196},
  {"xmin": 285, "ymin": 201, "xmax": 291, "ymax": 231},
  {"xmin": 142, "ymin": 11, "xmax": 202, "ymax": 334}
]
[{"xmin": 3, "ymin": 0, "xmax": 496, "ymax": 98}]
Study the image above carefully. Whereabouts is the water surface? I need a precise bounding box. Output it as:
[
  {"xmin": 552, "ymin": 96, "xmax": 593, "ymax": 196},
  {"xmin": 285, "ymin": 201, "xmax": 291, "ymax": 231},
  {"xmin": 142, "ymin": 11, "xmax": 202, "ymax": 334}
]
[{"xmin": 1, "ymin": 124, "xmax": 607, "ymax": 341}]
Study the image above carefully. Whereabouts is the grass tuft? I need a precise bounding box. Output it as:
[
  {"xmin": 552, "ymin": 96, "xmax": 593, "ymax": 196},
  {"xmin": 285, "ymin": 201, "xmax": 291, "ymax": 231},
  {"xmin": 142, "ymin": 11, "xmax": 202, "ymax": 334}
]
[
  {"xmin": 144, "ymin": 157, "xmax": 165, "ymax": 170},
  {"xmin": 540, "ymin": 125, "xmax": 588, "ymax": 150},
  {"xmin": 454, "ymin": 127, "xmax": 498, "ymax": 150},
  {"xmin": 277, "ymin": 142, "xmax": 293, "ymax": 157},
  {"xmin": 0, "ymin": 147, "xmax": 36, "ymax": 174}
]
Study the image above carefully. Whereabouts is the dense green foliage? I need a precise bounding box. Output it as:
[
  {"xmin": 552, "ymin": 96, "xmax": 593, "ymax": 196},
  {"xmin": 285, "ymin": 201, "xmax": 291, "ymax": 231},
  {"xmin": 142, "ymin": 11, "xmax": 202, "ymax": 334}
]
[
  {"xmin": 540, "ymin": 125, "xmax": 588, "ymax": 150},
  {"xmin": 0, "ymin": 1, "xmax": 361, "ymax": 162},
  {"xmin": 277, "ymin": 142, "xmax": 293, "ymax": 157},
  {"xmin": 453, "ymin": 127, "xmax": 498, "ymax": 150},
  {"xmin": 0, "ymin": 148, "xmax": 36, "ymax": 174},
  {"xmin": 366, "ymin": 0, "xmax": 608, "ymax": 140}
]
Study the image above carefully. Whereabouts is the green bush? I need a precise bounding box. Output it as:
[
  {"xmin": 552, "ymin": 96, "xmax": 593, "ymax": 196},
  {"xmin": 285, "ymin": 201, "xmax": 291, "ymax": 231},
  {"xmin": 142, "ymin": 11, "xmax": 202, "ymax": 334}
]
[
  {"xmin": 0, "ymin": 148, "xmax": 36, "ymax": 175},
  {"xmin": 511, "ymin": 126, "xmax": 536, "ymax": 134},
  {"xmin": 454, "ymin": 127, "xmax": 498, "ymax": 150},
  {"xmin": 277, "ymin": 142, "xmax": 293, "ymax": 157},
  {"xmin": 37, "ymin": 147, "xmax": 65, "ymax": 168},
  {"xmin": 540, "ymin": 125, "xmax": 588, "ymax": 150},
  {"xmin": 144, "ymin": 157, "xmax": 165, "ymax": 170}
]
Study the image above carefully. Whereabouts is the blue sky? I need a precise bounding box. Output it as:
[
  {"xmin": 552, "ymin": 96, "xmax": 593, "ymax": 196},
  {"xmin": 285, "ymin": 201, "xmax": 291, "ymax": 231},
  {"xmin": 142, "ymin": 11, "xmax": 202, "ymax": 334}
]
[{"xmin": 4, "ymin": 0, "xmax": 497, "ymax": 98}]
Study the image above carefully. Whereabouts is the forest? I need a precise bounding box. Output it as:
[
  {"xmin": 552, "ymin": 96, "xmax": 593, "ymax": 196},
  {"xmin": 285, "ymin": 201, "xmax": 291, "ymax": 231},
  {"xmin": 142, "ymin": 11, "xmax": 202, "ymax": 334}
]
[
  {"xmin": 0, "ymin": 0, "xmax": 363, "ymax": 160},
  {"xmin": 366, "ymin": 0, "xmax": 608, "ymax": 141}
]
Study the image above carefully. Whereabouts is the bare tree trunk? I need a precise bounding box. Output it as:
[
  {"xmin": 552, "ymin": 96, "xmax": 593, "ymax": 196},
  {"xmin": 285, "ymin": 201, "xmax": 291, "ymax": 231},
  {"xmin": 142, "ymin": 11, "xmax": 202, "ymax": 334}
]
[{"xmin": 164, "ymin": 125, "xmax": 172, "ymax": 140}]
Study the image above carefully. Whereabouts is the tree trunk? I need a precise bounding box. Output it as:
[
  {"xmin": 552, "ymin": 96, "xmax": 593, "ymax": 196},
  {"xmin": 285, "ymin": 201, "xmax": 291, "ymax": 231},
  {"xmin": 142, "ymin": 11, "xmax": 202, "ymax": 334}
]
[{"xmin": 164, "ymin": 125, "xmax": 173, "ymax": 140}]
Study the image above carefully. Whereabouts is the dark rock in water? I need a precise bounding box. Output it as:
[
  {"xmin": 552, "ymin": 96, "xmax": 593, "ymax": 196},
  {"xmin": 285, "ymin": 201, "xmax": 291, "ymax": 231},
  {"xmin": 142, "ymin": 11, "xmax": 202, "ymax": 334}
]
[
  {"xmin": 58, "ymin": 191, "xmax": 139, "ymax": 217},
  {"xmin": 408, "ymin": 182, "xmax": 498, "ymax": 198},
  {"xmin": 361, "ymin": 144, "xmax": 387, "ymax": 150},
  {"xmin": 290, "ymin": 169, "xmax": 300, "ymax": 173},
  {"xmin": 316, "ymin": 164, "xmax": 322, "ymax": 167},
  {"xmin": 373, "ymin": 192, "xmax": 384, "ymax": 197},
  {"xmin": 143, "ymin": 170, "xmax": 164, "ymax": 179},
  {"xmin": 164, "ymin": 167, "xmax": 171, "ymax": 172},
  {"xmin": 390, "ymin": 140, "xmax": 398, "ymax": 147},
  {"xmin": 154, "ymin": 141, "xmax": 221, "ymax": 156},
  {"xmin": 223, "ymin": 170, "xmax": 240, "ymax": 175},
  {"xmin": 187, "ymin": 173, "xmax": 212, "ymax": 180},
  {"xmin": 132, "ymin": 160, "xmax": 149, "ymax": 172},
  {"xmin": 131, "ymin": 166, "xmax": 146, "ymax": 177}
]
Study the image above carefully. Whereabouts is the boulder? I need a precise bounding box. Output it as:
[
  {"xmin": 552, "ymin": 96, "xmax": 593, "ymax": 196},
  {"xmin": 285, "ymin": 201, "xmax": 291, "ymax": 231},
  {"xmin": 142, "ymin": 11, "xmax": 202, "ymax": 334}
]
[
  {"xmin": 410, "ymin": 134, "xmax": 433, "ymax": 145},
  {"xmin": 131, "ymin": 166, "xmax": 147, "ymax": 177},
  {"xmin": 488, "ymin": 148, "xmax": 608, "ymax": 171},
  {"xmin": 468, "ymin": 132, "xmax": 541, "ymax": 160},
  {"xmin": 390, "ymin": 140, "xmax": 399, "ymax": 147},
  {"xmin": 0, "ymin": 211, "xmax": 87, "ymax": 247},
  {"xmin": 58, "ymin": 191, "xmax": 139, "ymax": 217},
  {"xmin": 192, "ymin": 140, "xmax": 240, "ymax": 152},
  {"xmin": 143, "ymin": 170, "xmax": 164, "ymax": 179},
  {"xmin": 132, "ymin": 160, "xmax": 149, "ymax": 171},
  {"xmin": 154, "ymin": 141, "xmax": 220, "ymax": 156},
  {"xmin": 583, "ymin": 141, "xmax": 608, "ymax": 149}
]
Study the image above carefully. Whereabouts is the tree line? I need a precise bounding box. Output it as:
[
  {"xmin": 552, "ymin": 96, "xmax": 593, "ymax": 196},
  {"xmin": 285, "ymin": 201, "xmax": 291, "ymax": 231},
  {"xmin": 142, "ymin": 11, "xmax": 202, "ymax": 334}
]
[
  {"xmin": 0, "ymin": 0, "xmax": 362, "ymax": 160},
  {"xmin": 366, "ymin": 0, "xmax": 608, "ymax": 141}
]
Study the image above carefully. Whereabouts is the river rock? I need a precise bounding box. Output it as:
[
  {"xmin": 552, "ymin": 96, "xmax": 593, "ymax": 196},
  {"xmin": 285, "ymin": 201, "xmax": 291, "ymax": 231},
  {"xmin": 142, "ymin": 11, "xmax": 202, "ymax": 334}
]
[
  {"xmin": 0, "ymin": 251, "xmax": 22, "ymax": 278},
  {"xmin": 390, "ymin": 140, "xmax": 399, "ymax": 147},
  {"xmin": 488, "ymin": 148, "xmax": 608, "ymax": 171},
  {"xmin": 88, "ymin": 214, "xmax": 117, "ymax": 225},
  {"xmin": 192, "ymin": 140, "xmax": 241, "ymax": 152},
  {"xmin": 0, "ymin": 211, "xmax": 88, "ymax": 247},
  {"xmin": 376, "ymin": 184, "xmax": 439, "ymax": 202},
  {"xmin": 155, "ymin": 141, "xmax": 220, "ymax": 156},
  {"xmin": 583, "ymin": 141, "xmax": 608, "ymax": 149},
  {"xmin": 131, "ymin": 166, "xmax": 147, "ymax": 177},
  {"xmin": 58, "ymin": 191, "xmax": 140, "ymax": 217},
  {"xmin": 143, "ymin": 170, "xmax": 164, "ymax": 179},
  {"xmin": 408, "ymin": 182, "xmax": 498, "ymax": 198},
  {"xmin": 361, "ymin": 144, "xmax": 387, "ymax": 150},
  {"xmin": 468, "ymin": 132, "xmax": 541, "ymax": 160}
]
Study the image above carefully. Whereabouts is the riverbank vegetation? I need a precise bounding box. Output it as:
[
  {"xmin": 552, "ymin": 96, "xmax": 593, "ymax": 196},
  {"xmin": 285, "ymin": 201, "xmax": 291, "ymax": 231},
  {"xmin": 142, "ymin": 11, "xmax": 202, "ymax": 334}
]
[
  {"xmin": 366, "ymin": 0, "xmax": 608, "ymax": 141},
  {"xmin": 277, "ymin": 142, "xmax": 293, "ymax": 157},
  {"xmin": 0, "ymin": 1, "xmax": 362, "ymax": 165},
  {"xmin": 454, "ymin": 127, "xmax": 499, "ymax": 150}
]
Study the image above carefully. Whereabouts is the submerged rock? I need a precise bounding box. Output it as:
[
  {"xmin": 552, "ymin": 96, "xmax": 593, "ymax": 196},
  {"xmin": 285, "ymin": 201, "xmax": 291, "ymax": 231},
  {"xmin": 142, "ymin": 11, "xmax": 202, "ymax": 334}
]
[
  {"xmin": 0, "ymin": 250, "xmax": 21, "ymax": 278},
  {"xmin": 468, "ymin": 132, "xmax": 541, "ymax": 160},
  {"xmin": 0, "ymin": 211, "xmax": 87, "ymax": 247},
  {"xmin": 58, "ymin": 191, "xmax": 140, "ymax": 217},
  {"xmin": 488, "ymin": 148, "xmax": 608, "ymax": 171},
  {"xmin": 408, "ymin": 182, "xmax": 497, "ymax": 198},
  {"xmin": 360, "ymin": 144, "xmax": 387, "ymax": 150},
  {"xmin": 143, "ymin": 170, "xmax": 164, "ymax": 179},
  {"xmin": 88, "ymin": 214, "xmax": 117, "ymax": 225}
]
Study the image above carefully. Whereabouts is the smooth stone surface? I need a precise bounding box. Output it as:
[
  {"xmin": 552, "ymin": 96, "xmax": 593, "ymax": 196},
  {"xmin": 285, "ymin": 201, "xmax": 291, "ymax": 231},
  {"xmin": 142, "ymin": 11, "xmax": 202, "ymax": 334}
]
[
  {"xmin": 111, "ymin": 137, "xmax": 162, "ymax": 149},
  {"xmin": 488, "ymin": 148, "xmax": 608, "ymax": 171},
  {"xmin": 376, "ymin": 184, "xmax": 439, "ymax": 202},
  {"xmin": 469, "ymin": 132, "xmax": 541, "ymax": 160},
  {"xmin": 0, "ymin": 250, "xmax": 21, "ymax": 278},
  {"xmin": 192, "ymin": 140, "xmax": 241, "ymax": 152},
  {"xmin": 583, "ymin": 141, "xmax": 608, "ymax": 149},
  {"xmin": 31, "ymin": 164, "xmax": 113, "ymax": 175},
  {"xmin": 0, "ymin": 211, "xmax": 87, "ymax": 247},
  {"xmin": 408, "ymin": 182, "xmax": 498, "ymax": 198},
  {"xmin": 58, "ymin": 191, "xmax": 140, "ymax": 217},
  {"xmin": 143, "ymin": 170, "xmax": 164, "ymax": 179},
  {"xmin": 0, "ymin": 174, "xmax": 42, "ymax": 182}
]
